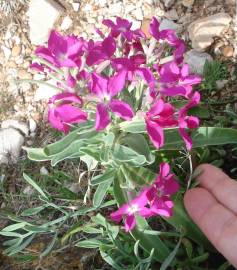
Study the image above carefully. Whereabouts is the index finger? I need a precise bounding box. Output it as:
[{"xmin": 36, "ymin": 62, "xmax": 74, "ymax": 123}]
[{"xmin": 196, "ymin": 164, "xmax": 237, "ymax": 215}]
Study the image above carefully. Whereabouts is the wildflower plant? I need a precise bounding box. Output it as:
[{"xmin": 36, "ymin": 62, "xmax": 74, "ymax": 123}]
[{"xmin": 2, "ymin": 16, "xmax": 237, "ymax": 268}]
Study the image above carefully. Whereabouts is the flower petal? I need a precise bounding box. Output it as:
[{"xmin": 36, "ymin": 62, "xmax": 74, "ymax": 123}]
[
  {"xmin": 102, "ymin": 36, "xmax": 116, "ymax": 57},
  {"xmin": 149, "ymin": 17, "xmax": 160, "ymax": 40},
  {"xmin": 146, "ymin": 120, "xmax": 164, "ymax": 149},
  {"xmin": 49, "ymin": 92, "xmax": 83, "ymax": 105},
  {"xmin": 109, "ymin": 99, "xmax": 134, "ymax": 120},
  {"xmin": 91, "ymin": 73, "xmax": 108, "ymax": 98},
  {"xmin": 95, "ymin": 103, "xmax": 111, "ymax": 130},
  {"xmin": 108, "ymin": 70, "xmax": 127, "ymax": 97},
  {"xmin": 124, "ymin": 215, "xmax": 136, "ymax": 232},
  {"xmin": 110, "ymin": 204, "xmax": 129, "ymax": 223},
  {"xmin": 55, "ymin": 104, "xmax": 87, "ymax": 124}
]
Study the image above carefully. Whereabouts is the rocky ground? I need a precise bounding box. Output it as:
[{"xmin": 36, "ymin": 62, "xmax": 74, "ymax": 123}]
[{"xmin": 0, "ymin": 0, "xmax": 236, "ymax": 269}]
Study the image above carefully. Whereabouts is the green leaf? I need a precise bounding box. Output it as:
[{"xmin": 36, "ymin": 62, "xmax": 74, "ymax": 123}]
[
  {"xmin": 91, "ymin": 169, "xmax": 115, "ymax": 186},
  {"xmin": 21, "ymin": 205, "xmax": 47, "ymax": 217},
  {"xmin": 120, "ymin": 165, "xmax": 156, "ymax": 186},
  {"xmin": 164, "ymin": 127, "xmax": 237, "ymax": 150},
  {"xmin": 75, "ymin": 238, "xmax": 110, "ymax": 249},
  {"xmin": 100, "ymin": 250, "xmax": 125, "ymax": 270},
  {"xmin": 50, "ymin": 139, "xmax": 85, "ymax": 166},
  {"xmin": 8, "ymin": 234, "xmax": 35, "ymax": 256},
  {"xmin": 23, "ymin": 173, "xmax": 48, "ymax": 200},
  {"xmin": 165, "ymin": 193, "xmax": 213, "ymax": 251},
  {"xmin": 2, "ymin": 223, "xmax": 26, "ymax": 232},
  {"xmin": 41, "ymin": 233, "xmax": 58, "ymax": 257},
  {"xmin": 44, "ymin": 122, "xmax": 95, "ymax": 156},
  {"xmin": 121, "ymin": 134, "xmax": 155, "ymax": 164},
  {"xmin": 113, "ymin": 169, "xmax": 170, "ymax": 262},
  {"xmin": 120, "ymin": 122, "xmax": 237, "ymax": 150},
  {"xmin": 91, "ymin": 214, "xmax": 119, "ymax": 239},
  {"xmin": 160, "ymin": 238, "xmax": 182, "ymax": 270},
  {"xmin": 119, "ymin": 118, "xmax": 145, "ymax": 133},
  {"xmin": 113, "ymin": 144, "xmax": 146, "ymax": 166},
  {"xmin": 23, "ymin": 147, "xmax": 49, "ymax": 161},
  {"xmin": 93, "ymin": 179, "xmax": 113, "ymax": 208},
  {"xmin": 80, "ymin": 154, "xmax": 98, "ymax": 170}
]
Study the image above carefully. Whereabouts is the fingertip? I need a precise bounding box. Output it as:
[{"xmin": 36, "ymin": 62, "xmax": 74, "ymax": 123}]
[
  {"xmin": 195, "ymin": 163, "xmax": 230, "ymax": 188},
  {"xmin": 184, "ymin": 188, "xmax": 216, "ymax": 221}
]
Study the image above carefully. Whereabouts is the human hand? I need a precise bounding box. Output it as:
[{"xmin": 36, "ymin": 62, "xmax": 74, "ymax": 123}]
[{"xmin": 184, "ymin": 164, "xmax": 237, "ymax": 268}]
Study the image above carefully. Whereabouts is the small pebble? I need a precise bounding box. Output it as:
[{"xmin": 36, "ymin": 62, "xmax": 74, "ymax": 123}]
[
  {"xmin": 18, "ymin": 69, "xmax": 32, "ymax": 80},
  {"xmin": 222, "ymin": 45, "xmax": 234, "ymax": 58},
  {"xmin": 11, "ymin": 45, "xmax": 21, "ymax": 57}
]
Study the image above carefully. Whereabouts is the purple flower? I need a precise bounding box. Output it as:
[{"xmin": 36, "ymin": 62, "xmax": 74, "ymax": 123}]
[
  {"xmin": 150, "ymin": 17, "xmax": 185, "ymax": 62},
  {"xmin": 110, "ymin": 163, "xmax": 179, "ymax": 231},
  {"xmin": 178, "ymin": 91, "xmax": 200, "ymax": 150},
  {"xmin": 35, "ymin": 31, "xmax": 85, "ymax": 68},
  {"xmin": 158, "ymin": 61, "xmax": 202, "ymax": 98},
  {"xmin": 113, "ymin": 54, "xmax": 155, "ymax": 86},
  {"xmin": 150, "ymin": 17, "xmax": 175, "ymax": 41},
  {"xmin": 91, "ymin": 71, "xmax": 134, "ymax": 130},
  {"xmin": 86, "ymin": 36, "xmax": 116, "ymax": 66},
  {"xmin": 103, "ymin": 17, "xmax": 144, "ymax": 41},
  {"xmin": 110, "ymin": 189, "xmax": 154, "ymax": 232},
  {"xmin": 48, "ymin": 93, "xmax": 88, "ymax": 134},
  {"xmin": 146, "ymin": 163, "xmax": 179, "ymax": 217},
  {"xmin": 146, "ymin": 99, "xmax": 177, "ymax": 149}
]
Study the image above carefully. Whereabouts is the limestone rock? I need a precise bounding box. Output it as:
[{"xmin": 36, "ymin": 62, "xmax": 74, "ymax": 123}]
[
  {"xmin": 34, "ymin": 80, "xmax": 60, "ymax": 101},
  {"xmin": 61, "ymin": 16, "xmax": 73, "ymax": 31},
  {"xmin": 162, "ymin": 0, "xmax": 175, "ymax": 8},
  {"xmin": 184, "ymin": 49, "xmax": 213, "ymax": 75},
  {"xmin": 0, "ymin": 128, "xmax": 25, "ymax": 164},
  {"xmin": 160, "ymin": 19, "xmax": 182, "ymax": 34},
  {"xmin": 188, "ymin": 13, "xmax": 232, "ymax": 51},
  {"xmin": 1, "ymin": 119, "xmax": 29, "ymax": 136},
  {"xmin": 28, "ymin": 0, "xmax": 64, "ymax": 45}
]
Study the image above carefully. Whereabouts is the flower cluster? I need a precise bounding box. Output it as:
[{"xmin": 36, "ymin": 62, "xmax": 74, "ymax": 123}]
[
  {"xmin": 111, "ymin": 163, "xmax": 179, "ymax": 232},
  {"xmin": 32, "ymin": 16, "xmax": 201, "ymax": 151},
  {"xmin": 32, "ymin": 16, "xmax": 202, "ymax": 231}
]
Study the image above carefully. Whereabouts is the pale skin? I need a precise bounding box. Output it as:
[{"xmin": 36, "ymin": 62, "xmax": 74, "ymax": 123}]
[{"xmin": 184, "ymin": 164, "xmax": 237, "ymax": 268}]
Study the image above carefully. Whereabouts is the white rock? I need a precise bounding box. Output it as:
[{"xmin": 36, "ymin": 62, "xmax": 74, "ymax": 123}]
[
  {"xmin": 182, "ymin": 0, "xmax": 194, "ymax": 7},
  {"xmin": 1, "ymin": 120, "xmax": 29, "ymax": 136},
  {"xmin": 1, "ymin": 45, "xmax": 11, "ymax": 60},
  {"xmin": 165, "ymin": 9, "xmax": 179, "ymax": 21},
  {"xmin": 131, "ymin": 20, "xmax": 142, "ymax": 30},
  {"xmin": 40, "ymin": 166, "xmax": 49, "ymax": 175},
  {"xmin": 125, "ymin": 4, "xmax": 135, "ymax": 14},
  {"xmin": 188, "ymin": 13, "xmax": 232, "ymax": 51},
  {"xmin": 29, "ymin": 119, "xmax": 37, "ymax": 133},
  {"xmin": 132, "ymin": 8, "xmax": 144, "ymax": 21},
  {"xmin": 34, "ymin": 80, "xmax": 60, "ymax": 101},
  {"xmin": 23, "ymin": 185, "xmax": 35, "ymax": 196},
  {"xmin": 216, "ymin": 79, "xmax": 228, "ymax": 90},
  {"xmin": 184, "ymin": 49, "xmax": 213, "ymax": 75},
  {"xmin": 67, "ymin": 183, "xmax": 81, "ymax": 193},
  {"xmin": 72, "ymin": 2, "xmax": 80, "ymax": 11},
  {"xmin": 0, "ymin": 128, "xmax": 25, "ymax": 164},
  {"xmin": 83, "ymin": 3, "xmax": 92, "ymax": 11},
  {"xmin": 28, "ymin": 0, "xmax": 64, "ymax": 45},
  {"xmin": 61, "ymin": 16, "xmax": 73, "ymax": 30},
  {"xmin": 163, "ymin": 0, "xmax": 175, "ymax": 8},
  {"xmin": 110, "ymin": 3, "xmax": 123, "ymax": 15},
  {"xmin": 160, "ymin": 19, "xmax": 182, "ymax": 34},
  {"xmin": 94, "ymin": 0, "xmax": 107, "ymax": 7}
]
